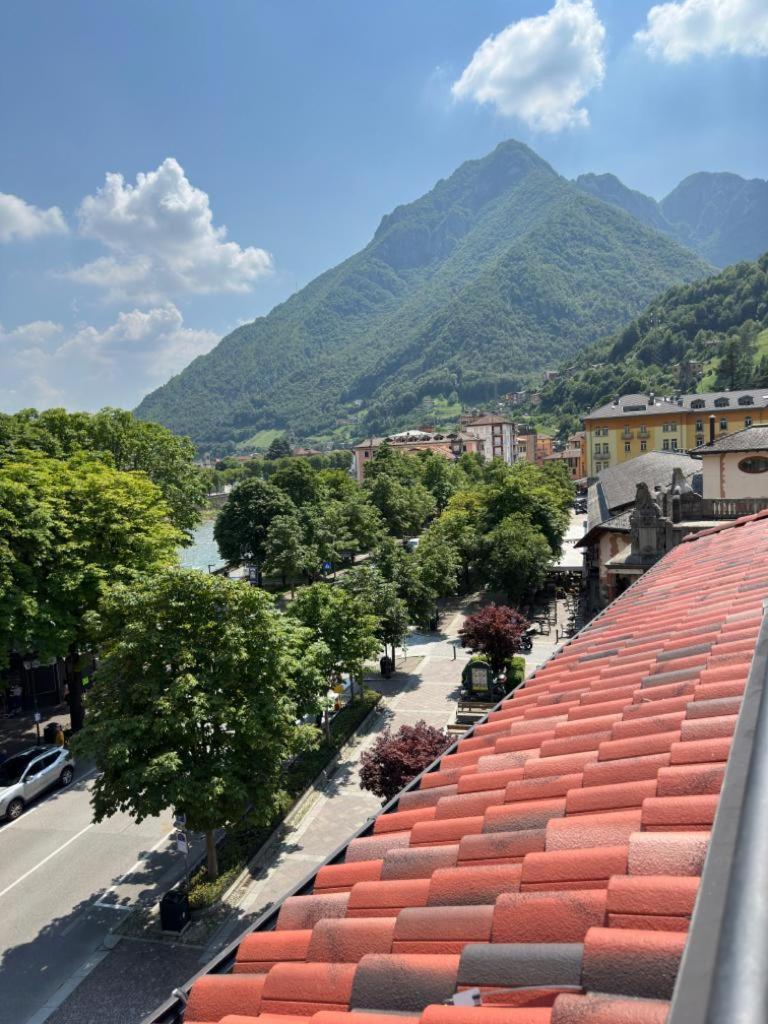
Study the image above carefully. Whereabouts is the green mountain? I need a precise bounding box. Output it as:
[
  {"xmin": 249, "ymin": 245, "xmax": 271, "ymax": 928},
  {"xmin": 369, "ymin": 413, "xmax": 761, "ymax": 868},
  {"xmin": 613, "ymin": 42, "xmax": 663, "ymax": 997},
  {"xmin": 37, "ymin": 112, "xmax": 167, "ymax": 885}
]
[
  {"xmin": 574, "ymin": 170, "xmax": 768, "ymax": 268},
  {"xmin": 539, "ymin": 253, "xmax": 768, "ymax": 420},
  {"xmin": 135, "ymin": 140, "xmax": 711, "ymax": 451}
]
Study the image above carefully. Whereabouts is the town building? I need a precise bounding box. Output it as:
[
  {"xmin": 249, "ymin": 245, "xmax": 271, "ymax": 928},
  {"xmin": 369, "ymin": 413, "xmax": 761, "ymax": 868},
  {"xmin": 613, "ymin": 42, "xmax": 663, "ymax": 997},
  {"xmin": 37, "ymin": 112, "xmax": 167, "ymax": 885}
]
[
  {"xmin": 461, "ymin": 413, "xmax": 516, "ymax": 465},
  {"xmin": 515, "ymin": 431, "xmax": 537, "ymax": 462},
  {"xmin": 692, "ymin": 425, "xmax": 768, "ymax": 499},
  {"xmin": 145, "ymin": 508, "xmax": 768, "ymax": 1024},
  {"xmin": 583, "ymin": 389, "xmax": 768, "ymax": 478},
  {"xmin": 352, "ymin": 429, "xmax": 482, "ymax": 483},
  {"xmin": 535, "ymin": 434, "xmax": 554, "ymax": 464},
  {"xmin": 544, "ymin": 431, "xmax": 587, "ymax": 483}
]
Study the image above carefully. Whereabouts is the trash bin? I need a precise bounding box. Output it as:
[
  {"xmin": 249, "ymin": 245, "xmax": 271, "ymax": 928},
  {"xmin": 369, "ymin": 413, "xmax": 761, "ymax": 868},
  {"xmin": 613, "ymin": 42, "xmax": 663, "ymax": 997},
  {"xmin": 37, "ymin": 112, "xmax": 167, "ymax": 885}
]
[
  {"xmin": 43, "ymin": 722, "xmax": 61, "ymax": 744},
  {"xmin": 159, "ymin": 889, "xmax": 191, "ymax": 932}
]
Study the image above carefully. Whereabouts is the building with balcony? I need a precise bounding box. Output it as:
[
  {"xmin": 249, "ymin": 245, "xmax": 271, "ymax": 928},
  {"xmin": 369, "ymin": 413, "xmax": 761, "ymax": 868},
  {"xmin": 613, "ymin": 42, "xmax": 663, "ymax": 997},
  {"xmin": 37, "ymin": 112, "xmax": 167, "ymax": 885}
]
[
  {"xmin": 584, "ymin": 390, "xmax": 768, "ymax": 477},
  {"xmin": 461, "ymin": 414, "xmax": 516, "ymax": 465}
]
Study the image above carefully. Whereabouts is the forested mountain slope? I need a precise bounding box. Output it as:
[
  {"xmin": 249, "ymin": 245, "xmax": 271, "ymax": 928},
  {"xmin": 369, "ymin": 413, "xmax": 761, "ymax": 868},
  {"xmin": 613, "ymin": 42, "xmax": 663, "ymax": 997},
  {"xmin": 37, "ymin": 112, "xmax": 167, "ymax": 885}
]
[
  {"xmin": 574, "ymin": 170, "xmax": 768, "ymax": 268},
  {"xmin": 539, "ymin": 253, "xmax": 768, "ymax": 419},
  {"xmin": 135, "ymin": 140, "xmax": 710, "ymax": 450}
]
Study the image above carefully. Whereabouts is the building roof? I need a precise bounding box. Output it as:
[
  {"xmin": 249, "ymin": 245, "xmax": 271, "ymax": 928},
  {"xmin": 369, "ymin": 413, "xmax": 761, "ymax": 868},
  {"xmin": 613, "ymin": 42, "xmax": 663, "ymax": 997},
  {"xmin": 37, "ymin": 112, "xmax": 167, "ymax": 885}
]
[
  {"xmin": 463, "ymin": 415, "xmax": 514, "ymax": 427},
  {"xmin": 585, "ymin": 390, "xmax": 768, "ymax": 421},
  {"xmin": 152, "ymin": 510, "xmax": 768, "ymax": 1024},
  {"xmin": 353, "ymin": 431, "xmax": 479, "ymax": 450},
  {"xmin": 575, "ymin": 510, "xmax": 633, "ymax": 548},
  {"xmin": 691, "ymin": 425, "xmax": 768, "ymax": 454},
  {"xmin": 588, "ymin": 452, "xmax": 702, "ymax": 530}
]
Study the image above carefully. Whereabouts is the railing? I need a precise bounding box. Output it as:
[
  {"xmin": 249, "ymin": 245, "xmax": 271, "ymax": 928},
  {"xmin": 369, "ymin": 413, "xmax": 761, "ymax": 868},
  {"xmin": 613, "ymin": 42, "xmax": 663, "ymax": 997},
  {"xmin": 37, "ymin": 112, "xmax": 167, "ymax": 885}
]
[{"xmin": 667, "ymin": 603, "xmax": 768, "ymax": 1024}]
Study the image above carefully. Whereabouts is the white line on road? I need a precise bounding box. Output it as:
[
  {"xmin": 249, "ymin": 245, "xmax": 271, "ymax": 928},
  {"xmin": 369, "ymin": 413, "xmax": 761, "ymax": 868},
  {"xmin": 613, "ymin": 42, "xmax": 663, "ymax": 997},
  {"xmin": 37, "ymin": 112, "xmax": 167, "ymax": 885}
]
[
  {"xmin": 94, "ymin": 827, "xmax": 174, "ymax": 907},
  {"xmin": 0, "ymin": 766, "xmax": 99, "ymax": 838},
  {"xmin": 0, "ymin": 822, "xmax": 94, "ymax": 901}
]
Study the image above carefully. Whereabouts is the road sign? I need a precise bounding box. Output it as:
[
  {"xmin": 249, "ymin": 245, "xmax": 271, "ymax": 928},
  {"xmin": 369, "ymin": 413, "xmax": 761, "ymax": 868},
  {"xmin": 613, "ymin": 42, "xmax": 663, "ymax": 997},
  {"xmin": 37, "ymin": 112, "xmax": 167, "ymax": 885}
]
[
  {"xmin": 322, "ymin": 561, "xmax": 332, "ymax": 572},
  {"xmin": 173, "ymin": 812, "xmax": 186, "ymax": 829},
  {"xmin": 175, "ymin": 831, "xmax": 189, "ymax": 854},
  {"xmin": 34, "ymin": 711, "xmax": 41, "ymax": 723}
]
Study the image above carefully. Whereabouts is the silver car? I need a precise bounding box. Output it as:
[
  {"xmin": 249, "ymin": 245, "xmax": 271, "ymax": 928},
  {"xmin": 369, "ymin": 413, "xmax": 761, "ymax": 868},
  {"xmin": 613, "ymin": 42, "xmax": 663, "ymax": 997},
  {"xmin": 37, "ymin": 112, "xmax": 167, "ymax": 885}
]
[{"xmin": 0, "ymin": 745, "xmax": 75, "ymax": 821}]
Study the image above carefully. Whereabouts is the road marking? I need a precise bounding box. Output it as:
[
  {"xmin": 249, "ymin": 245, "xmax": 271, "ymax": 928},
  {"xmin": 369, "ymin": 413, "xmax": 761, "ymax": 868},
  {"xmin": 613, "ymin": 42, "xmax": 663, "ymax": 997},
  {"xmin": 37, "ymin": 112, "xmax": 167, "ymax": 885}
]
[
  {"xmin": 0, "ymin": 822, "xmax": 94, "ymax": 901},
  {"xmin": 0, "ymin": 766, "xmax": 99, "ymax": 837},
  {"xmin": 94, "ymin": 826, "xmax": 175, "ymax": 908}
]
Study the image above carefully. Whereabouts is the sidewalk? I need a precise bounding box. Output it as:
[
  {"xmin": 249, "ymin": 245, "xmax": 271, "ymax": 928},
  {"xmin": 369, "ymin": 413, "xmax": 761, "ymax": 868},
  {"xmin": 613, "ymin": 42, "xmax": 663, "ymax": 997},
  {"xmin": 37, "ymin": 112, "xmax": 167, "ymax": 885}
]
[{"xmin": 0, "ymin": 703, "xmax": 71, "ymax": 756}]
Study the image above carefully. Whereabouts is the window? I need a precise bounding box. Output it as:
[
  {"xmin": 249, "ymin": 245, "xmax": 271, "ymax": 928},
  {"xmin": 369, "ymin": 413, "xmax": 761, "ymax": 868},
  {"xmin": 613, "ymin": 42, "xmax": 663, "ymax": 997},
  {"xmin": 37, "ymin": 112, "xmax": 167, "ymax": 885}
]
[
  {"xmin": 745, "ymin": 417, "xmax": 753, "ymax": 427},
  {"xmin": 640, "ymin": 441, "xmax": 647, "ymax": 451},
  {"xmin": 739, "ymin": 395, "xmax": 754, "ymax": 406},
  {"xmin": 695, "ymin": 419, "xmax": 703, "ymax": 431},
  {"xmin": 671, "ymin": 439, "xmax": 678, "ymax": 450},
  {"xmin": 624, "ymin": 443, "xmax": 631, "ymax": 453},
  {"xmin": 738, "ymin": 456, "xmax": 768, "ymax": 474},
  {"xmin": 594, "ymin": 444, "xmax": 601, "ymax": 454},
  {"xmin": 714, "ymin": 397, "xmax": 730, "ymax": 408},
  {"xmin": 696, "ymin": 435, "xmax": 704, "ymax": 446},
  {"xmin": 663, "ymin": 440, "xmax": 670, "ymax": 450},
  {"xmin": 602, "ymin": 443, "xmax": 609, "ymax": 454},
  {"xmin": 363, "ymin": 451, "xmax": 370, "ymax": 458},
  {"xmin": 691, "ymin": 399, "xmax": 705, "ymax": 410},
  {"xmin": 720, "ymin": 418, "xmax": 728, "ymax": 431}
]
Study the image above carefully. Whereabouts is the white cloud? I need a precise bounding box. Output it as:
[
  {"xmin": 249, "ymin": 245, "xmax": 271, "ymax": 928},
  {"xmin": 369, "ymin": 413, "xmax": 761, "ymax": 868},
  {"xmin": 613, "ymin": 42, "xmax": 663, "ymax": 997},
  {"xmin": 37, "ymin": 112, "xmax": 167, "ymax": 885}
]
[
  {"xmin": 0, "ymin": 193, "xmax": 67, "ymax": 242},
  {"xmin": 451, "ymin": 0, "xmax": 606, "ymax": 132},
  {"xmin": 636, "ymin": 0, "xmax": 768, "ymax": 61},
  {"xmin": 66, "ymin": 158, "xmax": 273, "ymax": 302},
  {"xmin": 0, "ymin": 306, "xmax": 218, "ymax": 413}
]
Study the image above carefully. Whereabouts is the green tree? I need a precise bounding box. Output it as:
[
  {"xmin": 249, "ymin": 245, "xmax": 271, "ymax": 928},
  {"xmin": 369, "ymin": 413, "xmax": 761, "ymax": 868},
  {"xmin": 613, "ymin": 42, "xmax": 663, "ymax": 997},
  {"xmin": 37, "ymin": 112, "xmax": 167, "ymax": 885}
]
[
  {"xmin": 341, "ymin": 565, "xmax": 410, "ymax": 667},
  {"xmin": 365, "ymin": 473, "xmax": 436, "ymax": 538},
  {"xmin": 72, "ymin": 569, "xmax": 319, "ymax": 879},
  {"xmin": 0, "ymin": 407, "xmax": 206, "ymax": 535},
  {"xmin": 266, "ymin": 435, "xmax": 292, "ymax": 460},
  {"xmin": 484, "ymin": 516, "xmax": 553, "ymax": 604},
  {"xmin": 288, "ymin": 583, "xmax": 380, "ymax": 737},
  {"xmin": 214, "ymin": 478, "xmax": 295, "ymax": 578},
  {"xmin": 264, "ymin": 513, "xmax": 316, "ymax": 596},
  {"xmin": 271, "ymin": 458, "xmax": 321, "ymax": 507},
  {"xmin": 0, "ymin": 450, "xmax": 182, "ymax": 730}
]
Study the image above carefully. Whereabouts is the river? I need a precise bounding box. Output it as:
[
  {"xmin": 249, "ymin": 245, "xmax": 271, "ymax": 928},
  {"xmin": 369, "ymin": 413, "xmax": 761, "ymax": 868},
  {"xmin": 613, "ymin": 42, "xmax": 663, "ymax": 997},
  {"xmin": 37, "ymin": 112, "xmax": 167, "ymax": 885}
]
[{"xmin": 179, "ymin": 519, "xmax": 226, "ymax": 571}]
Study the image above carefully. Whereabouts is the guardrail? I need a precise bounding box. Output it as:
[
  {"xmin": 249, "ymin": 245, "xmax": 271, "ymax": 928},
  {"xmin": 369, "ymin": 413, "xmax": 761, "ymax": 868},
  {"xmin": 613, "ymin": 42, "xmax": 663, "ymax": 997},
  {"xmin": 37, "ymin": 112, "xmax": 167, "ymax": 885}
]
[{"xmin": 667, "ymin": 601, "xmax": 768, "ymax": 1024}]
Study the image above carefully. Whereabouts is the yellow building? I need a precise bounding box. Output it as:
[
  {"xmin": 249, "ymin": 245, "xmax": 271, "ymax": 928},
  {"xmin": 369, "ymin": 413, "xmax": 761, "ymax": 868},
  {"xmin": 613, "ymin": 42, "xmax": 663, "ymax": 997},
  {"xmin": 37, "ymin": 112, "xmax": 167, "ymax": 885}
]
[{"xmin": 583, "ymin": 390, "xmax": 768, "ymax": 478}]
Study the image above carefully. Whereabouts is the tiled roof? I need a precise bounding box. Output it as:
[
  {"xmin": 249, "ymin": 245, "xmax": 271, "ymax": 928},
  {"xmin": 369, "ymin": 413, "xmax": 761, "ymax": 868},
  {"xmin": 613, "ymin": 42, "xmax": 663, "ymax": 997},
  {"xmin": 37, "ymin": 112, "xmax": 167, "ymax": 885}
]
[
  {"xmin": 690, "ymin": 425, "xmax": 768, "ymax": 453},
  {"xmin": 177, "ymin": 510, "xmax": 768, "ymax": 1024},
  {"xmin": 587, "ymin": 453, "xmax": 701, "ymax": 529},
  {"xmin": 585, "ymin": 390, "xmax": 768, "ymax": 421}
]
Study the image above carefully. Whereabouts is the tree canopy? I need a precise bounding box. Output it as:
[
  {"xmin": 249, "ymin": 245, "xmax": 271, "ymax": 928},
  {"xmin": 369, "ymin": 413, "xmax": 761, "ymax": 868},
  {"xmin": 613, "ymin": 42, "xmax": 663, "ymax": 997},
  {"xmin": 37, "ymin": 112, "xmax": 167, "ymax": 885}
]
[
  {"xmin": 359, "ymin": 721, "xmax": 450, "ymax": 802},
  {"xmin": 72, "ymin": 569, "xmax": 320, "ymax": 878}
]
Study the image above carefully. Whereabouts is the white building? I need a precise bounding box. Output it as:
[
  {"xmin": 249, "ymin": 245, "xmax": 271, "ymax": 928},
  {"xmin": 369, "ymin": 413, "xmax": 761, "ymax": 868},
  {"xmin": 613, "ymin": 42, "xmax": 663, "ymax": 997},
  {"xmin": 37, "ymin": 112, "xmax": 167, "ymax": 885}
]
[
  {"xmin": 462, "ymin": 414, "xmax": 516, "ymax": 465},
  {"xmin": 693, "ymin": 426, "xmax": 768, "ymax": 499}
]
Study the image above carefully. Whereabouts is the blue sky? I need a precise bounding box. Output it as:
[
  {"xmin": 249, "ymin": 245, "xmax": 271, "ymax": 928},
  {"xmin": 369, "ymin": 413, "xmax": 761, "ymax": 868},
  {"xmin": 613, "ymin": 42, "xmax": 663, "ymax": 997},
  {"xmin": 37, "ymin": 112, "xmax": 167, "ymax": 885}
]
[{"xmin": 1, "ymin": 0, "xmax": 766, "ymax": 412}]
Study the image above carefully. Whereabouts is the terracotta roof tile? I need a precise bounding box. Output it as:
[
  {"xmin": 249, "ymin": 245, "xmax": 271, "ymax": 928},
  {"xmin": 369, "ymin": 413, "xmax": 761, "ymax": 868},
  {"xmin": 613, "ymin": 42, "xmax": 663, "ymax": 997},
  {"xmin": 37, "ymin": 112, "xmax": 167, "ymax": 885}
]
[
  {"xmin": 350, "ymin": 953, "xmax": 460, "ymax": 1012},
  {"xmin": 550, "ymin": 992, "xmax": 670, "ymax": 1023},
  {"xmin": 307, "ymin": 917, "xmax": 397, "ymax": 962},
  {"xmin": 581, "ymin": 926, "xmax": 685, "ymax": 1000},
  {"xmin": 492, "ymin": 891, "xmax": 607, "ymax": 944}
]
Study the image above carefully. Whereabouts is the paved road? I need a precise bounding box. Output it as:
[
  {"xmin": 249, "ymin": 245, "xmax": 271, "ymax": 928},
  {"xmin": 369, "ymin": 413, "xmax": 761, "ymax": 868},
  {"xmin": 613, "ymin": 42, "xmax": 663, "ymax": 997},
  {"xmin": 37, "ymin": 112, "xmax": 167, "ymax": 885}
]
[{"xmin": 0, "ymin": 764, "xmax": 198, "ymax": 1024}]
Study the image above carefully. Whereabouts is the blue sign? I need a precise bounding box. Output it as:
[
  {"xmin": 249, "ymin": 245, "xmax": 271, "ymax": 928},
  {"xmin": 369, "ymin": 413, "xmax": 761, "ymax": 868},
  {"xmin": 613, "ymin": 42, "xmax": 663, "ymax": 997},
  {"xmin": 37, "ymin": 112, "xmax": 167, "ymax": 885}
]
[{"xmin": 322, "ymin": 561, "xmax": 332, "ymax": 571}]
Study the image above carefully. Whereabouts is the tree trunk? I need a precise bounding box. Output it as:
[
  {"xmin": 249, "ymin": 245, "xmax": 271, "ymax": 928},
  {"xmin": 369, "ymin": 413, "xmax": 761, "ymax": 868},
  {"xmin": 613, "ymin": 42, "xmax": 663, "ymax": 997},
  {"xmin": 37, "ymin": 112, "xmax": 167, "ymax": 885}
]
[
  {"xmin": 67, "ymin": 644, "xmax": 85, "ymax": 733},
  {"xmin": 323, "ymin": 706, "xmax": 332, "ymax": 743},
  {"xmin": 206, "ymin": 830, "xmax": 219, "ymax": 880}
]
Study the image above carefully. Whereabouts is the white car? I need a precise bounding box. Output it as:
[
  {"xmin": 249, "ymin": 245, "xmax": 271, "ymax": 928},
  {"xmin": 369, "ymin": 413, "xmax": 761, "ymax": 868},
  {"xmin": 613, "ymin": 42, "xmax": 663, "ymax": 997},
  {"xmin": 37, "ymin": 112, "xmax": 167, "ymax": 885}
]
[{"xmin": 0, "ymin": 745, "xmax": 75, "ymax": 821}]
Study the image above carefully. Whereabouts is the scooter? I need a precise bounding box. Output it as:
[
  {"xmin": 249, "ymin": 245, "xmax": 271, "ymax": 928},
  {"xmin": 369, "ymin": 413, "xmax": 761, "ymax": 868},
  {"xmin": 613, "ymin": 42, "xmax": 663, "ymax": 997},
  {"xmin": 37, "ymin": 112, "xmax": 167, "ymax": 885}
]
[{"xmin": 518, "ymin": 627, "xmax": 536, "ymax": 653}]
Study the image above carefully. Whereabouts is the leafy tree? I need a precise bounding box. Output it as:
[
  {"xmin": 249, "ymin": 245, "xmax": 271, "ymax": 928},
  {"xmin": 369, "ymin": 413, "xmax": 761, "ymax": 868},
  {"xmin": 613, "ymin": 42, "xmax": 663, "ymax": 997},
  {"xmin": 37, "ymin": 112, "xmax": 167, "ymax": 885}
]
[
  {"xmin": 341, "ymin": 565, "xmax": 410, "ymax": 666},
  {"xmin": 484, "ymin": 516, "xmax": 553, "ymax": 604},
  {"xmin": 271, "ymin": 458, "xmax": 321, "ymax": 507},
  {"xmin": 0, "ymin": 450, "xmax": 182, "ymax": 730},
  {"xmin": 360, "ymin": 721, "xmax": 449, "ymax": 801},
  {"xmin": 459, "ymin": 603, "xmax": 530, "ymax": 674},
  {"xmin": 365, "ymin": 473, "xmax": 436, "ymax": 538},
  {"xmin": 288, "ymin": 583, "xmax": 379, "ymax": 737},
  {"xmin": 0, "ymin": 407, "xmax": 206, "ymax": 535},
  {"xmin": 266, "ymin": 435, "xmax": 292, "ymax": 460},
  {"xmin": 264, "ymin": 513, "xmax": 316, "ymax": 596},
  {"xmin": 484, "ymin": 460, "xmax": 572, "ymax": 553},
  {"xmin": 214, "ymin": 478, "xmax": 295, "ymax": 576},
  {"xmin": 72, "ymin": 569, "xmax": 320, "ymax": 879}
]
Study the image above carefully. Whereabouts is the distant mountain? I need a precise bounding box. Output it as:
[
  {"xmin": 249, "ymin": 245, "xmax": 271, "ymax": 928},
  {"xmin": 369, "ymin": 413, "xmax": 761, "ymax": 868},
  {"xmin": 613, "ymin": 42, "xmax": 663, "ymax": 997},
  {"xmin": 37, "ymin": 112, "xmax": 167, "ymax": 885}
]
[
  {"xmin": 574, "ymin": 170, "xmax": 768, "ymax": 268},
  {"xmin": 136, "ymin": 141, "xmax": 711, "ymax": 450},
  {"xmin": 539, "ymin": 253, "xmax": 768, "ymax": 420}
]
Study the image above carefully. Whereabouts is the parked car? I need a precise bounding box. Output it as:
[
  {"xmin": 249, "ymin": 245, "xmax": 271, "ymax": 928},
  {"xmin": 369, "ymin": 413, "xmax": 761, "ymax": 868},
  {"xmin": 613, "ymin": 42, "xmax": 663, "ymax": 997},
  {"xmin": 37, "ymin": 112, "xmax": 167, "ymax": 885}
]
[{"xmin": 0, "ymin": 744, "xmax": 75, "ymax": 821}]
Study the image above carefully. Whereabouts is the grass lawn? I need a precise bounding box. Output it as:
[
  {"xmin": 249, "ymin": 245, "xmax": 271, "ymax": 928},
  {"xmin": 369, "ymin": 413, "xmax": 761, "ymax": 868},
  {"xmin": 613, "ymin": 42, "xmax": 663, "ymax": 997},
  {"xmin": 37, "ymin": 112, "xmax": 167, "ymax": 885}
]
[
  {"xmin": 235, "ymin": 428, "xmax": 283, "ymax": 453},
  {"xmin": 187, "ymin": 686, "xmax": 381, "ymax": 910}
]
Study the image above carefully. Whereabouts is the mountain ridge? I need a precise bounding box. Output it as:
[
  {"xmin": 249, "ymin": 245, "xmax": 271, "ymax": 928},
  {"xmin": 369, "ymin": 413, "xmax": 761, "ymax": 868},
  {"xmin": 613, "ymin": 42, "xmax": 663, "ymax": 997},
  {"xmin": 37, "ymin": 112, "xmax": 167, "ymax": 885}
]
[{"xmin": 135, "ymin": 140, "xmax": 715, "ymax": 450}]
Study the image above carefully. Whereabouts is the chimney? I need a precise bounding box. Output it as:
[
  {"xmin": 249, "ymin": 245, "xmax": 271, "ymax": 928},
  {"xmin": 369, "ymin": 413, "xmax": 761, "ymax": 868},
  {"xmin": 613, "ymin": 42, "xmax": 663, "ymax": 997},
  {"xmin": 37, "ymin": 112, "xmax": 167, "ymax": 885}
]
[
  {"xmin": 649, "ymin": 392, "xmax": 655, "ymax": 406},
  {"xmin": 709, "ymin": 415, "xmax": 715, "ymax": 445}
]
